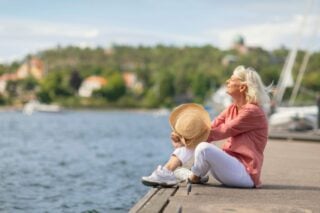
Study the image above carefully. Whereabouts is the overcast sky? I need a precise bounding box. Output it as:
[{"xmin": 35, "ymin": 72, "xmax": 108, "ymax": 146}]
[{"xmin": 0, "ymin": 0, "xmax": 319, "ymax": 63}]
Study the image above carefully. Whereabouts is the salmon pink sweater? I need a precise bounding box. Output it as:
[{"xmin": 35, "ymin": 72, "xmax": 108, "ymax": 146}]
[{"xmin": 207, "ymin": 103, "xmax": 268, "ymax": 187}]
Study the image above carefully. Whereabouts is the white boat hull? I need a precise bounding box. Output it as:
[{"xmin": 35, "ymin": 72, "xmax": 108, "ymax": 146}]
[
  {"xmin": 269, "ymin": 106, "xmax": 317, "ymax": 131},
  {"xmin": 23, "ymin": 100, "xmax": 61, "ymax": 115}
]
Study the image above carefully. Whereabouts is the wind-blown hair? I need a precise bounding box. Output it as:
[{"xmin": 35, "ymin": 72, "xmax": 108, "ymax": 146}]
[{"xmin": 233, "ymin": 65, "xmax": 272, "ymax": 106}]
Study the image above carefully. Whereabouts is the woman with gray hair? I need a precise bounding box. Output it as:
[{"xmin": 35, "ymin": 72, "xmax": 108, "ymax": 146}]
[{"xmin": 142, "ymin": 65, "xmax": 271, "ymax": 188}]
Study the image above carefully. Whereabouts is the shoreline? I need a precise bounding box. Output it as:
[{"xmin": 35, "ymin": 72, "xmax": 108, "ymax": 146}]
[
  {"xmin": 0, "ymin": 106, "xmax": 22, "ymax": 112},
  {"xmin": 0, "ymin": 105, "xmax": 171, "ymax": 113}
]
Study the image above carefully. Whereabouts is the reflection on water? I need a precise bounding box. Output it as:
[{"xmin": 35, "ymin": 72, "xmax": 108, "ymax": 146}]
[{"xmin": 0, "ymin": 110, "xmax": 172, "ymax": 212}]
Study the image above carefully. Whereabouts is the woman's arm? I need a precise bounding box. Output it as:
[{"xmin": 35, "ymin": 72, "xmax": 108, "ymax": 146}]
[
  {"xmin": 208, "ymin": 106, "xmax": 266, "ymax": 141},
  {"xmin": 206, "ymin": 108, "xmax": 228, "ymax": 141},
  {"xmin": 211, "ymin": 108, "xmax": 227, "ymax": 128}
]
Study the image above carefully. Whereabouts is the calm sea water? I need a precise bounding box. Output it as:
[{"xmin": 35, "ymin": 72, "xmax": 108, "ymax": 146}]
[{"xmin": 0, "ymin": 110, "xmax": 173, "ymax": 213}]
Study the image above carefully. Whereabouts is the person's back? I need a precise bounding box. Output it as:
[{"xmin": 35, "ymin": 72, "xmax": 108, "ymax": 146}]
[{"xmin": 210, "ymin": 103, "xmax": 268, "ymax": 186}]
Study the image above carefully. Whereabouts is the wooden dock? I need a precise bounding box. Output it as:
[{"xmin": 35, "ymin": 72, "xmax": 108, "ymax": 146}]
[
  {"xmin": 130, "ymin": 139, "xmax": 320, "ymax": 213},
  {"xmin": 269, "ymin": 129, "xmax": 320, "ymax": 142}
]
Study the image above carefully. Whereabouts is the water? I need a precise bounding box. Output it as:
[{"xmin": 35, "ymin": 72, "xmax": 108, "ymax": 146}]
[{"xmin": 0, "ymin": 110, "xmax": 173, "ymax": 213}]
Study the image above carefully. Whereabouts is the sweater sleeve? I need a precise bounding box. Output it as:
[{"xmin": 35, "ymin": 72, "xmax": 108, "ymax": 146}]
[
  {"xmin": 208, "ymin": 106, "xmax": 265, "ymax": 141},
  {"xmin": 206, "ymin": 108, "xmax": 227, "ymax": 142},
  {"xmin": 211, "ymin": 108, "xmax": 228, "ymax": 128}
]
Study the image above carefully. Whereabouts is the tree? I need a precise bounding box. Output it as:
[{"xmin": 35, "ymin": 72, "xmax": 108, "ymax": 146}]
[
  {"xmin": 191, "ymin": 72, "xmax": 211, "ymax": 102},
  {"xmin": 18, "ymin": 76, "xmax": 38, "ymax": 91},
  {"xmin": 156, "ymin": 69, "xmax": 175, "ymax": 103},
  {"xmin": 69, "ymin": 69, "xmax": 83, "ymax": 92},
  {"xmin": 94, "ymin": 72, "xmax": 126, "ymax": 101},
  {"xmin": 37, "ymin": 70, "xmax": 72, "ymax": 103}
]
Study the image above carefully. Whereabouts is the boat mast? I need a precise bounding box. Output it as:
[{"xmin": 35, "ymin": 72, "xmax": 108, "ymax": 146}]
[
  {"xmin": 273, "ymin": 0, "xmax": 313, "ymax": 106},
  {"xmin": 289, "ymin": 5, "xmax": 320, "ymax": 105}
]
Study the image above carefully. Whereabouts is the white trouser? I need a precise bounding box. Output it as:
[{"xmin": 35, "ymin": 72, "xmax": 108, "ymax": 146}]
[{"xmin": 173, "ymin": 142, "xmax": 254, "ymax": 188}]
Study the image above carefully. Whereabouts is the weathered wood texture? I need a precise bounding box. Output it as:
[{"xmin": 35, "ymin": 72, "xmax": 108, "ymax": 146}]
[{"xmin": 130, "ymin": 187, "xmax": 178, "ymax": 213}]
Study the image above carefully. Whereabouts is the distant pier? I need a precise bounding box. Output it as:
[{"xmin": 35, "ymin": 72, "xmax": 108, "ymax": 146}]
[{"xmin": 269, "ymin": 129, "xmax": 320, "ymax": 142}]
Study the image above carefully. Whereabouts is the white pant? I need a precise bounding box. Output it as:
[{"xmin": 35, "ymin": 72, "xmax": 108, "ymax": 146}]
[{"xmin": 173, "ymin": 142, "xmax": 254, "ymax": 188}]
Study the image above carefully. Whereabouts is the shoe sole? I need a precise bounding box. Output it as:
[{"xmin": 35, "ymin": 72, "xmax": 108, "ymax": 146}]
[{"xmin": 141, "ymin": 179, "xmax": 177, "ymax": 187}]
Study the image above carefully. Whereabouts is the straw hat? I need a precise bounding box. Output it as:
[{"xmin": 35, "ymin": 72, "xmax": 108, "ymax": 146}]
[{"xmin": 169, "ymin": 103, "xmax": 211, "ymax": 149}]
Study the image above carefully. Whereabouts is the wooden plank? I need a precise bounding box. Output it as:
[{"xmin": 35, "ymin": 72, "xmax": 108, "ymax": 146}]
[
  {"xmin": 129, "ymin": 188, "xmax": 160, "ymax": 213},
  {"xmin": 138, "ymin": 187, "xmax": 178, "ymax": 213}
]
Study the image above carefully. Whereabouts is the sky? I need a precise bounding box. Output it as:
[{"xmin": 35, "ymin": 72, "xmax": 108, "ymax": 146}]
[{"xmin": 0, "ymin": 0, "xmax": 320, "ymax": 63}]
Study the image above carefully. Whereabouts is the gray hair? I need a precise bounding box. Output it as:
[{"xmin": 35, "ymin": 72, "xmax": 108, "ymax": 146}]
[{"xmin": 233, "ymin": 65, "xmax": 271, "ymax": 106}]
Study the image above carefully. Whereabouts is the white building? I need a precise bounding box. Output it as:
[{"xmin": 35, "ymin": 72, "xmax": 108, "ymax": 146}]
[{"xmin": 78, "ymin": 76, "xmax": 107, "ymax": 97}]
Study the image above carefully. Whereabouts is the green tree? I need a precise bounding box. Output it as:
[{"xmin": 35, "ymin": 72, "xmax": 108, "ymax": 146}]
[
  {"xmin": 191, "ymin": 72, "xmax": 211, "ymax": 103},
  {"xmin": 37, "ymin": 71, "xmax": 72, "ymax": 103},
  {"xmin": 94, "ymin": 72, "xmax": 126, "ymax": 101},
  {"xmin": 18, "ymin": 76, "xmax": 38, "ymax": 91},
  {"xmin": 6, "ymin": 80, "xmax": 18, "ymax": 97},
  {"xmin": 155, "ymin": 69, "xmax": 175, "ymax": 103},
  {"xmin": 69, "ymin": 69, "xmax": 83, "ymax": 93}
]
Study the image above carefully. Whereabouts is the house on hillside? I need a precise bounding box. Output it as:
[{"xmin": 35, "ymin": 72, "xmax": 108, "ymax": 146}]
[
  {"xmin": 122, "ymin": 72, "xmax": 143, "ymax": 94},
  {"xmin": 221, "ymin": 54, "xmax": 238, "ymax": 67},
  {"xmin": 233, "ymin": 35, "xmax": 249, "ymax": 55},
  {"xmin": 222, "ymin": 35, "xmax": 261, "ymax": 66},
  {"xmin": 0, "ymin": 57, "xmax": 45, "ymax": 94},
  {"xmin": 78, "ymin": 76, "xmax": 107, "ymax": 97},
  {"xmin": 16, "ymin": 57, "xmax": 45, "ymax": 80},
  {"xmin": 0, "ymin": 73, "xmax": 18, "ymax": 94}
]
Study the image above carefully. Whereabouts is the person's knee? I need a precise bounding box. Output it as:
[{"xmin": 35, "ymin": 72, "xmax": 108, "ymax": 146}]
[
  {"xmin": 172, "ymin": 147, "xmax": 194, "ymax": 165},
  {"xmin": 195, "ymin": 142, "xmax": 211, "ymax": 154}
]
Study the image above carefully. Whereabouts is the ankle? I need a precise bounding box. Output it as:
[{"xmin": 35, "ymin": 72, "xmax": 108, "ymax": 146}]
[
  {"xmin": 164, "ymin": 156, "xmax": 182, "ymax": 171},
  {"xmin": 164, "ymin": 165, "xmax": 174, "ymax": 172},
  {"xmin": 189, "ymin": 173, "xmax": 200, "ymax": 183}
]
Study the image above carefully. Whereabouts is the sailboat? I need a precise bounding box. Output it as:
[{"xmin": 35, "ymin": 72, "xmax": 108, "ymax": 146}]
[{"xmin": 269, "ymin": 0, "xmax": 319, "ymax": 132}]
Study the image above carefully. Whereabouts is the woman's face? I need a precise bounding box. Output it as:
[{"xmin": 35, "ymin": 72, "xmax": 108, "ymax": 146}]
[{"xmin": 226, "ymin": 74, "xmax": 246, "ymax": 97}]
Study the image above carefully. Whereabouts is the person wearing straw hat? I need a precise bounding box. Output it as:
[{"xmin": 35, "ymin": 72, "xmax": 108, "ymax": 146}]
[
  {"xmin": 142, "ymin": 65, "xmax": 270, "ymax": 188},
  {"xmin": 142, "ymin": 103, "xmax": 211, "ymax": 187}
]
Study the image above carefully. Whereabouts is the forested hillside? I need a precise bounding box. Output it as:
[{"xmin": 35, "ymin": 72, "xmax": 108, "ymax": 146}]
[{"xmin": 0, "ymin": 45, "xmax": 319, "ymax": 108}]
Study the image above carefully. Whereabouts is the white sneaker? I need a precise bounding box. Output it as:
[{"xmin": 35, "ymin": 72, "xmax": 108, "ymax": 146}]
[
  {"xmin": 174, "ymin": 167, "xmax": 209, "ymax": 184},
  {"xmin": 141, "ymin": 165, "xmax": 178, "ymax": 187}
]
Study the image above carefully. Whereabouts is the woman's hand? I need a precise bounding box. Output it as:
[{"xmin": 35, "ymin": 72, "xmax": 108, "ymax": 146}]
[{"xmin": 171, "ymin": 132, "xmax": 184, "ymax": 148}]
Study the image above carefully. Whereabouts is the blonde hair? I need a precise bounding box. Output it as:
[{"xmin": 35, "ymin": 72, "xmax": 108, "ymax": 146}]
[{"xmin": 233, "ymin": 65, "xmax": 271, "ymax": 106}]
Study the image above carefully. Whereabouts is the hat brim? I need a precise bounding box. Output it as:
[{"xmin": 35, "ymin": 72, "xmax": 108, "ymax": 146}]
[{"xmin": 169, "ymin": 103, "xmax": 211, "ymax": 149}]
